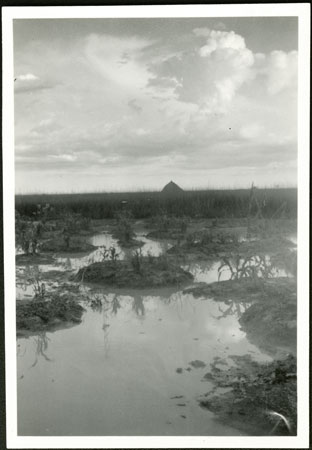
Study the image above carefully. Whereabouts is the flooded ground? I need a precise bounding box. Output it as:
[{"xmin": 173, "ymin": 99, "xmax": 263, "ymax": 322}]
[
  {"xmin": 17, "ymin": 289, "xmax": 270, "ymax": 436},
  {"xmin": 182, "ymin": 259, "xmax": 289, "ymax": 284},
  {"xmin": 15, "ymin": 221, "xmax": 296, "ymax": 436}
]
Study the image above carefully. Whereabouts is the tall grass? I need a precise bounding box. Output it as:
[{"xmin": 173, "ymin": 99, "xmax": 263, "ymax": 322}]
[{"xmin": 15, "ymin": 188, "xmax": 297, "ymax": 220}]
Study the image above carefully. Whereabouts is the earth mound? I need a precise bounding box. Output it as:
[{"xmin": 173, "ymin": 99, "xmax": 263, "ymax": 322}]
[
  {"xmin": 200, "ymin": 354, "xmax": 297, "ymax": 436},
  {"xmin": 73, "ymin": 257, "xmax": 193, "ymax": 288},
  {"xmin": 16, "ymin": 295, "xmax": 85, "ymax": 335}
]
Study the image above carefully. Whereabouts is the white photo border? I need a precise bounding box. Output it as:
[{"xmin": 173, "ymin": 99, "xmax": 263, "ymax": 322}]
[{"xmin": 2, "ymin": 3, "xmax": 310, "ymax": 448}]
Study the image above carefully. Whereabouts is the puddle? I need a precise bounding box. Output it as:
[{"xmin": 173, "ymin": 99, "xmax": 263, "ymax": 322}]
[
  {"xmin": 89, "ymin": 231, "xmax": 172, "ymax": 258},
  {"xmin": 16, "ymin": 282, "xmax": 36, "ymax": 300},
  {"xmin": 15, "ymin": 229, "xmax": 296, "ymax": 435},
  {"xmin": 183, "ymin": 256, "xmax": 289, "ymax": 284},
  {"xmin": 55, "ymin": 232, "xmax": 172, "ymax": 272},
  {"xmin": 16, "ymin": 278, "xmax": 60, "ymax": 301},
  {"xmin": 16, "ymin": 231, "xmax": 294, "ymax": 299},
  {"xmin": 16, "ymin": 265, "xmax": 62, "ymax": 300},
  {"xmin": 88, "ymin": 232, "xmax": 120, "ymax": 249},
  {"xmin": 135, "ymin": 232, "xmax": 173, "ymax": 257},
  {"xmin": 17, "ymin": 290, "xmax": 270, "ymax": 436}
]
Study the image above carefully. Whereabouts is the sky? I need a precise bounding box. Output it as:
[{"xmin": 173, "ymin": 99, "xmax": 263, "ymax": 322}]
[{"xmin": 14, "ymin": 17, "xmax": 298, "ymax": 193}]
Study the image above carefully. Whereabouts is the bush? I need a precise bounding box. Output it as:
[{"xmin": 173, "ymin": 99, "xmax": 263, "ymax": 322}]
[
  {"xmin": 131, "ymin": 248, "xmax": 143, "ymax": 273},
  {"xmin": 15, "ymin": 211, "xmax": 43, "ymax": 254},
  {"xmin": 115, "ymin": 209, "xmax": 135, "ymax": 243}
]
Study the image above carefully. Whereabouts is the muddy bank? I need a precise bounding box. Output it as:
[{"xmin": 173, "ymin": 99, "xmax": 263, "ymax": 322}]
[
  {"xmin": 40, "ymin": 235, "xmax": 97, "ymax": 253},
  {"xmin": 185, "ymin": 277, "xmax": 296, "ymax": 355},
  {"xmin": 190, "ymin": 218, "xmax": 296, "ymax": 232},
  {"xmin": 239, "ymin": 292, "xmax": 296, "ymax": 355},
  {"xmin": 113, "ymin": 234, "xmax": 144, "ymax": 249},
  {"xmin": 16, "ymin": 295, "xmax": 85, "ymax": 335},
  {"xmin": 73, "ymin": 257, "xmax": 193, "ymax": 288},
  {"xmin": 146, "ymin": 229, "xmax": 184, "ymax": 241},
  {"xmin": 184, "ymin": 276, "xmax": 297, "ymax": 434},
  {"xmin": 184, "ymin": 277, "xmax": 295, "ymax": 303},
  {"xmin": 16, "ymin": 253, "xmax": 56, "ymax": 266},
  {"xmin": 168, "ymin": 236, "xmax": 295, "ymax": 261},
  {"xmin": 200, "ymin": 354, "xmax": 297, "ymax": 436}
]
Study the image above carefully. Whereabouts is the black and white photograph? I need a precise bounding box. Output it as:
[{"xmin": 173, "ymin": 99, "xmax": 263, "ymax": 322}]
[{"xmin": 2, "ymin": 4, "xmax": 310, "ymax": 448}]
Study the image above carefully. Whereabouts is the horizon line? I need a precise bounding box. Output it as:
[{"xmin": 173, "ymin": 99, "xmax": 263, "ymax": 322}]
[{"xmin": 15, "ymin": 184, "xmax": 298, "ymax": 196}]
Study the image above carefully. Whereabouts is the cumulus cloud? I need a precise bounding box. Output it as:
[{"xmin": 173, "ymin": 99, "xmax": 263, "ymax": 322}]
[
  {"xmin": 13, "ymin": 21, "xmax": 298, "ymax": 191},
  {"xmin": 147, "ymin": 28, "xmax": 256, "ymax": 112},
  {"xmin": 198, "ymin": 30, "xmax": 254, "ymax": 106},
  {"xmin": 265, "ymin": 50, "xmax": 298, "ymax": 94},
  {"xmin": 198, "ymin": 30, "xmax": 247, "ymax": 56}
]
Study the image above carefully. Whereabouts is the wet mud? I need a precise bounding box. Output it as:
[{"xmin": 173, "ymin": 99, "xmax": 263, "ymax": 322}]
[
  {"xmin": 199, "ymin": 354, "xmax": 296, "ymax": 436},
  {"xmin": 73, "ymin": 257, "xmax": 194, "ymax": 288},
  {"xmin": 16, "ymin": 294, "xmax": 85, "ymax": 335},
  {"xmin": 15, "ymin": 217, "xmax": 297, "ymax": 436},
  {"xmin": 168, "ymin": 236, "xmax": 295, "ymax": 261}
]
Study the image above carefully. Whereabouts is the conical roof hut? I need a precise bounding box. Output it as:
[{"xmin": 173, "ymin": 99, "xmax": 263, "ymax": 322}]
[{"xmin": 161, "ymin": 181, "xmax": 184, "ymax": 196}]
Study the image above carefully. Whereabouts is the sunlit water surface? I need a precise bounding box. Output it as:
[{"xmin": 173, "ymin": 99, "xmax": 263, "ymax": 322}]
[
  {"xmin": 17, "ymin": 290, "xmax": 271, "ymax": 436},
  {"xmin": 16, "ymin": 230, "xmax": 294, "ymax": 435}
]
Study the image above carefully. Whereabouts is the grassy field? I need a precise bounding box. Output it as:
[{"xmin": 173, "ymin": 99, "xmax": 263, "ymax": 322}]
[{"xmin": 15, "ymin": 187, "xmax": 297, "ymax": 220}]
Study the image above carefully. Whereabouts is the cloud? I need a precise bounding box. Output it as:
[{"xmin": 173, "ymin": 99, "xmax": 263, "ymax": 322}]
[
  {"xmin": 239, "ymin": 123, "xmax": 263, "ymax": 140},
  {"xmin": 193, "ymin": 27, "xmax": 211, "ymax": 37},
  {"xmin": 199, "ymin": 30, "xmax": 247, "ymax": 56},
  {"xmin": 128, "ymin": 99, "xmax": 142, "ymax": 113},
  {"xmin": 84, "ymin": 33, "xmax": 154, "ymax": 91},
  {"xmin": 265, "ymin": 50, "xmax": 298, "ymax": 94},
  {"xmin": 147, "ymin": 29, "xmax": 255, "ymax": 111},
  {"xmin": 17, "ymin": 73, "xmax": 39, "ymax": 81},
  {"xmin": 14, "ymin": 75, "xmax": 58, "ymax": 94},
  {"xmin": 14, "ymin": 23, "xmax": 298, "ymax": 191},
  {"xmin": 49, "ymin": 154, "xmax": 77, "ymax": 162}
]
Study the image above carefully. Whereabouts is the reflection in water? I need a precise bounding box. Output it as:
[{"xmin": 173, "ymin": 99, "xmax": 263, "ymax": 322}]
[
  {"xmin": 102, "ymin": 300, "xmax": 110, "ymax": 358},
  {"xmin": 31, "ymin": 332, "xmax": 52, "ymax": 368},
  {"xmin": 164, "ymin": 290, "xmax": 196, "ymax": 319},
  {"xmin": 61, "ymin": 258, "xmax": 72, "ymax": 271},
  {"xmin": 56, "ymin": 229, "xmax": 170, "ymax": 271},
  {"xmin": 183, "ymin": 261, "xmax": 217, "ymax": 284},
  {"xmin": 111, "ymin": 295, "xmax": 122, "ymax": 315},
  {"xmin": 132, "ymin": 296, "xmax": 145, "ymax": 318},
  {"xmin": 17, "ymin": 289, "xmax": 272, "ymax": 437},
  {"xmin": 212, "ymin": 300, "xmax": 251, "ymax": 320},
  {"xmin": 16, "ymin": 229, "xmax": 295, "ymax": 436},
  {"xmin": 218, "ymin": 255, "xmax": 280, "ymax": 281},
  {"xmin": 89, "ymin": 231, "xmax": 172, "ymax": 261},
  {"xmin": 183, "ymin": 254, "xmax": 290, "ymax": 285},
  {"xmin": 17, "ymin": 343, "xmax": 26, "ymax": 358}
]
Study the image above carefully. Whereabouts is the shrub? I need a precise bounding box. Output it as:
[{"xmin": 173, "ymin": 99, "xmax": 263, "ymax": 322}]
[
  {"xmin": 115, "ymin": 209, "xmax": 135, "ymax": 243},
  {"xmin": 15, "ymin": 211, "xmax": 43, "ymax": 254},
  {"xmin": 131, "ymin": 248, "xmax": 143, "ymax": 273}
]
